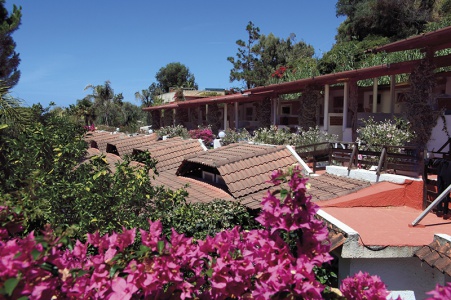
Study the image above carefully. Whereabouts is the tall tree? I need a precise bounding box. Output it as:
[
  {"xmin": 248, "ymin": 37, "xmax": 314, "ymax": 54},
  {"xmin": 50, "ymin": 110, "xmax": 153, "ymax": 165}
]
[
  {"xmin": 68, "ymin": 97, "xmax": 96, "ymax": 126},
  {"xmin": 228, "ymin": 22, "xmax": 315, "ymax": 89},
  {"xmin": 155, "ymin": 62, "xmax": 198, "ymax": 93},
  {"xmin": 0, "ymin": 1, "xmax": 21, "ymax": 89},
  {"xmin": 135, "ymin": 83, "xmax": 163, "ymax": 107},
  {"xmin": 0, "ymin": 80, "xmax": 29, "ymax": 130},
  {"xmin": 335, "ymin": 0, "xmax": 436, "ymax": 43},
  {"xmin": 84, "ymin": 80, "xmax": 116, "ymax": 126},
  {"xmin": 135, "ymin": 83, "xmax": 163, "ymax": 125},
  {"xmin": 227, "ymin": 21, "xmax": 261, "ymax": 89}
]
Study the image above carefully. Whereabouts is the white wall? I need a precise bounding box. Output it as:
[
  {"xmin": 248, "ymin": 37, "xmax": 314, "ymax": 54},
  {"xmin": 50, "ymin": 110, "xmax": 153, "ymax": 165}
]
[
  {"xmin": 427, "ymin": 114, "xmax": 451, "ymax": 154},
  {"xmin": 339, "ymin": 257, "xmax": 448, "ymax": 298}
]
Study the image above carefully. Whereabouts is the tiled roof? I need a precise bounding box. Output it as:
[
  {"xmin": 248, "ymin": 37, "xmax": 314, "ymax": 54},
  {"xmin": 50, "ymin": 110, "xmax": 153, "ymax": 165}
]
[
  {"xmin": 82, "ymin": 147, "xmax": 124, "ymax": 173},
  {"xmin": 308, "ymin": 173, "xmax": 371, "ymax": 201},
  {"xmin": 82, "ymin": 147, "xmax": 229, "ymax": 203},
  {"xmin": 152, "ymin": 172, "xmax": 235, "ymax": 204},
  {"xmin": 134, "ymin": 138, "xmax": 205, "ymax": 173},
  {"xmin": 415, "ymin": 238, "xmax": 451, "ymax": 276},
  {"xmin": 178, "ymin": 143, "xmax": 300, "ymax": 200},
  {"xmin": 107, "ymin": 134, "xmax": 158, "ymax": 156},
  {"xmin": 324, "ymin": 220, "xmax": 347, "ymax": 251},
  {"xmin": 87, "ymin": 132, "xmax": 130, "ymax": 152},
  {"xmin": 181, "ymin": 143, "xmax": 286, "ymax": 167}
]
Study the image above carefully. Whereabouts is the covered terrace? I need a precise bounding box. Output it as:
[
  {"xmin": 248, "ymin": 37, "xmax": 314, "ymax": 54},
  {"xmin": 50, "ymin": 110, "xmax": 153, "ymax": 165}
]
[{"xmin": 143, "ymin": 26, "xmax": 451, "ymax": 141}]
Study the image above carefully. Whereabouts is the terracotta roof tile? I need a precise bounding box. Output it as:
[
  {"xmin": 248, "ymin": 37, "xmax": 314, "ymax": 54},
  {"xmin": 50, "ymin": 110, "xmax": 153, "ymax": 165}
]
[
  {"xmin": 152, "ymin": 172, "xmax": 235, "ymax": 204},
  {"xmin": 81, "ymin": 147, "xmax": 125, "ymax": 173},
  {"xmin": 107, "ymin": 134, "xmax": 158, "ymax": 156},
  {"xmin": 415, "ymin": 239, "xmax": 451, "ymax": 276},
  {"xmin": 184, "ymin": 143, "xmax": 285, "ymax": 168},
  {"xmin": 308, "ymin": 173, "xmax": 371, "ymax": 201},
  {"xmin": 178, "ymin": 143, "xmax": 300, "ymax": 204},
  {"xmin": 87, "ymin": 132, "xmax": 130, "ymax": 152},
  {"xmin": 135, "ymin": 138, "xmax": 205, "ymax": 173}
]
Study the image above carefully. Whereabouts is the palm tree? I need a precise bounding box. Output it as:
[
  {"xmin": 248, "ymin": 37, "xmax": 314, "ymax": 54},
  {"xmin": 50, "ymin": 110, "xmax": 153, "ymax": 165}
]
[
  {"xmin": 0, "ymin": 81, "xmax": 29, "ymax": 130},
  {"xmin": 84, "ymin": 80, "xmax": 115, "ymax": 126},
  {"xmin": 135, "ymin": 83, "xmax": 163, "ymax": 125}
]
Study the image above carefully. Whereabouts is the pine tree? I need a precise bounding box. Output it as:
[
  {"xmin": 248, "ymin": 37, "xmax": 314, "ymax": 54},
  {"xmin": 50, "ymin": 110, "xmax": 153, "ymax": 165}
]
[{"xmin": 0, "ymin": 0, "xmax": 21, "ymax": 89}]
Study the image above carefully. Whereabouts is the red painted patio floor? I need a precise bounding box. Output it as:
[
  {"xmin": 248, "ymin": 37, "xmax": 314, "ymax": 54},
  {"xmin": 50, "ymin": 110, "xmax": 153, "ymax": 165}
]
[
  {"xmin": 321, "ymin": 206, "xmax": 451, "ymax": 246},
  {"xmin": 317, "ymin": 179, "xmax": 451, "ymax": 247}
]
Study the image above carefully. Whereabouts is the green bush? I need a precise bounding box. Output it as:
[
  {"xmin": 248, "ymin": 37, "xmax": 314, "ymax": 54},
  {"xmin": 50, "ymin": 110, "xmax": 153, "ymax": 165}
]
[
  {"xmin": 155, "ymin": 124, "xmax": 189, "ymax": 139},
  {"xmin": 1, "ymin": 114, "xmax": 258, "ymax": 241},
  {"xmin": 252, "ymin": 125, "xmax": 292, "ymax": 145},
  {"xmin": 252, "ymin": 125, "xmax": 337, "ymax": 147},
  {"xmin": 220, "ymin": 128, "xmax": 251, "ymax": 146},
  {"xmin": 356, "ymin": 117, "xmax": 413, "ymax": 151}
]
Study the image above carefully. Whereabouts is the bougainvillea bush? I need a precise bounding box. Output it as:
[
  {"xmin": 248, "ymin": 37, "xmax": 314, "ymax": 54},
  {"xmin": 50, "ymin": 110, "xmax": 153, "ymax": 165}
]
[
  {"xmin": 189, "ymin": 126, "xmax": 215, "ymax": 146},
  {"xmin": 1, "ymin": 167, "xmax": 450, "ymax": 299}
]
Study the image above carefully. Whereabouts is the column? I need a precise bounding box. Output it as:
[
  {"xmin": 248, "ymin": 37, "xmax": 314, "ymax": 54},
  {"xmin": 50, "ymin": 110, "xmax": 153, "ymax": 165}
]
[
  {"xmin": 223, "ymin": 103, "xmax": 228, "ymax": 130},
  {"xmin": 273, "ymin": 98, "xmax": 278, "ymax": 125},
  {"xmin": 234, "ymin": 102, "xmax": 239, "ymax": 130},
  {"xmin": 324, "ymin": 84, "xmax": 330, "ymax": 131},
  {"xmin": 390, "ymin": 75, "xmax": 395, "ymax": 113},
  {"xmin": 372, "ymin": 78, "xmax": 378, "ymax": 113},
  {"xmin": 343, "ymin": 82, "xmax": 349, "ymax": 132}
]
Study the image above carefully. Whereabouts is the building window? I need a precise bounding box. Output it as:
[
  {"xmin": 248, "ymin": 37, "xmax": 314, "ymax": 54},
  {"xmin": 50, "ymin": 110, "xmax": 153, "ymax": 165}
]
[
  {"xmin": 281, "ymin": 104, "xmax": 291, "ymax": 115},
  {"xmin": 202, "ymin": 171, "xmax": 215, "ymax": 182},
  {"xmin": 216, "ymin": 174, "xmax": 225, "ymax": 185},
  {"xmin": 369, "ymin": 94, "xmax": 381, "ymax": 104},
  {"xmin": 245, "ymin": 107, "xmax": 254, "ymax": 121}
]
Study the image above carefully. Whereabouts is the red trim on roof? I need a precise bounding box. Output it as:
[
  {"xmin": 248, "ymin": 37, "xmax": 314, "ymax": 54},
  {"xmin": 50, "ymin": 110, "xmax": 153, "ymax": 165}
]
[
  {"xmin": 142, "ymin": 93, "xmax": 269, "ymax": 111},
  {"xmin": 369, "ymin": 25, "xmax": 451, "ymax": 53},
  {"xmin": 246, "ymin": 53, "xmax": 451, "ymax": 95},
  {"xmin": 142, "ymin": 103, "xmax": 179, "ymax": 111}
]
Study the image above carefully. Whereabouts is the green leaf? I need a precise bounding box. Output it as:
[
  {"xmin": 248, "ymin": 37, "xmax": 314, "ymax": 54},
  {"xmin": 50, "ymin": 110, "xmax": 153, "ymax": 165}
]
[
  {"xmin": 157, "ymin": 240, "xmax": 164, "ymax": 255},
  {"xmin": 205, "ymin": 268, "xmax": 213, "ymax": 278},
  {"xmin": 77, "ymin": 269, "xmax": 89, "ymax": 277},
  {"xmin": 12, "ymin": 206, "xmax": 22, "ymax": 214},
  {"xmin": 93, "ymin": 171, "xmax": 103, "ymax": 180},
  {"xmin": 109, "ymin": 264, "xmax": 120, "ymax": 278},
  {"xmin": 4, "ymin": 278, "xmax": 19, "ymax": 296},
  {"xmin": 280, "ymin": 188, "xmax": 288, "ymax": 201},
  {"xmin": 0, "ymin": 124, "xmax": 8, "ymax": 130},
  {"xmin": 31, "ymin": 249, "xmax": 41, "ymax": 260}
]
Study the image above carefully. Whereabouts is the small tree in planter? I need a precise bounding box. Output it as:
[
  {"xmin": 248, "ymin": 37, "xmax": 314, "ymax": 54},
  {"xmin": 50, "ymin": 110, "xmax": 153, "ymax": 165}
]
[
  {"xmin": 206, "ymin": 103, "xmax": 222, "ymax": 134},
  {"xmin": 405, "ymin": 58, "xmax": 441, "ymax": 151},
  {"xmin": 298, "ymin": 84, "xmax": 321, "ymax": 131},
  {"xmin": 256, "ymin": 97, "xmax": 272, "ymax": 128},
  {"xmin": 162, "ymin": 109, "xmax": 174, "ymax": 127},
  {"xmin": 151, "ymin": 110, "xmax": 161, "ymax": 130}
]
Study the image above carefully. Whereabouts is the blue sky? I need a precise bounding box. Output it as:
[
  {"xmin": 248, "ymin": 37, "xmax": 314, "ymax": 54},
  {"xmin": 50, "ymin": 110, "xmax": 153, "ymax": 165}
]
[{"xmin": 5, "ymin": 1, "xmax": 345, "ymax": 108}]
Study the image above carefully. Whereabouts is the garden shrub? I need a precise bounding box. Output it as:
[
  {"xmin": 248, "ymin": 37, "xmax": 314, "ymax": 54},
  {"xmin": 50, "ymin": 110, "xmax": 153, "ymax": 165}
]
[
  {"xmin": 155, "ymin": 124, "xmax": 189, "ymax": 139},
  {"xmin": 356, "ymin": 116, "xmax": 413, "ymax": 152},
  {"xmin": 0, "ymin": 115, "xmax": 254, "ymax": 242},
  {"xmin": 252, "ymin": 125, "xmax": 292, "ymax": 145},
  {"xmin": 252, "ymin": 125, "xmax": 337, "ymax": 148},
  {"xmin": 220, "ymin": 128, "xmax": 251, "ymax": 146},
  {"xmin": 292, "ymin": 126, "xmax": 338, "ymax": 147}
]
